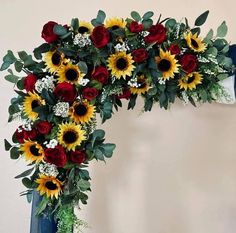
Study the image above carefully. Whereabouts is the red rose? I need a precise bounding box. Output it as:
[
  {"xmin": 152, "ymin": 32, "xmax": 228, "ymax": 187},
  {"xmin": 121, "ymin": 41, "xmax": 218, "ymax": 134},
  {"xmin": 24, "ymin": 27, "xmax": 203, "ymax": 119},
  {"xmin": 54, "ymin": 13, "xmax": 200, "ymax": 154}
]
[
  {"xmin": 144, "ymin": 24, "xmax": 167, "ymax": 44},
  {"xmin": 92, "ymin": 66, "xmax": 109, "ymax": 84},
  {"xmin": 41, "ymin": 21, "xmax": 59, "ymax": 43},
  {"xmin": 36, "ymin": 121, "xmax": 52, "ymax": 135},
  {"xmin": 132, "ymin": 48, "xmax": 148, "ymax": 63},
  {"xmin": 91, "ymin": 26, "xmax": 110, "ymax": 48},
  {"xmin": 129, "ymin": 21, "xmax": 143, "ymax": 33},
  {"xmin": 24, "ymin": 74, "xmax": 37, "ymax": 92},
  {"xmin": 44, "ymin": 145, "xmax": 67, "ymax": 167},
  {"xmin": 14, "ymin": 127, "xmax": 37, "ymax": 143},
  {"xmin": 69, "ymin": 150, "xmax": 86, "ymax": 164},
  {"xmin": 180, "ymin": 54, "xmax": 198, "ymax": 73},
  {"xmin": 82, "ymin": 87, "xmax": 99, "ymax": 101},
  {"xmin": 117, "ymin": 88, "xmax": 131, "ymax": 100},
  {"xmin": 54, "ymin": 82, "xmax": 77, "ymax": 103},
  {"xmin": 169, "ymin": 44, "xmax": 181, "ymax": 55}
]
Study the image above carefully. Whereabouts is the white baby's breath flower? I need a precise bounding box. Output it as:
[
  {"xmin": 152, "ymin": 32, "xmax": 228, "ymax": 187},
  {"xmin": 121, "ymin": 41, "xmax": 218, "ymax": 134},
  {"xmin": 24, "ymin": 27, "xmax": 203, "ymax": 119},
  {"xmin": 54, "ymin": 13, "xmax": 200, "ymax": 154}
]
[
  {"xmin": 158, "ymin": 78, "xmax": 166, "ymax": 85},
  {"xmin": 53, "ymin": 102, "xmax": 69, "ymax": 118},
  {"xmin": 46, "ymin": 139, "xmax": 58, "ymax": 149},
  {"xmin": 73, "ymin": 33, "xmax": 91, "ymax": 47},
  {"xmin": 35, "ymin": 76, "xmax": 55, "ymax": 93},
  {"xmin": 114, "ymin": 43, "xmax": 128, "ymax": 52},
  {"xmin": 79, "ymin": 78, "xmax": 90, "ymax": 86},
  {"xmin": 22, "ymin": 120, "xmax": 33, "ymax": 131},
  {"xmin": 39, "ymin": 162, "xmax": 59, "ymax": 177}
]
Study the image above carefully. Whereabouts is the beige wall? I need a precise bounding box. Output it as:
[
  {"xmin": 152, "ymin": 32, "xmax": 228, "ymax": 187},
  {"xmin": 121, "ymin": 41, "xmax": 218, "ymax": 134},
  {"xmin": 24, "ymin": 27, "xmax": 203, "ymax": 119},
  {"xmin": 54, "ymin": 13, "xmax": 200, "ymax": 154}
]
[{"xmin": 0, "ymin": 0, "xmax": 236, "ymax": 232}]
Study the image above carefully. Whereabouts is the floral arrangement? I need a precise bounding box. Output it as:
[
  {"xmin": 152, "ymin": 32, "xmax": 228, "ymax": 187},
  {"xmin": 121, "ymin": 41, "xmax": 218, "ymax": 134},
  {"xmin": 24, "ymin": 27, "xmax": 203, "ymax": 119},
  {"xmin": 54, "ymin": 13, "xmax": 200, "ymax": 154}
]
[{"xmin": 2, "ymin": 10, "xmax": 234, "ymax": 232}]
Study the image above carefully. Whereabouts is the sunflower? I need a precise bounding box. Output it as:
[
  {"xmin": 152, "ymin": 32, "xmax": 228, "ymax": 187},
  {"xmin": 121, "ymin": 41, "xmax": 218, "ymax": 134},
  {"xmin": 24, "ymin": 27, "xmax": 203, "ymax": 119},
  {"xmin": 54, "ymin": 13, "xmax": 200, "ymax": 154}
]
[
  {"xmin": 44, "ymin": 51, "xmax": 65, "ymax": 74},
  {"xmin": 78, "ymin": 20, "xmax": 93, "ymax": 34},
  {"xmin": 23, "ymin": 92, "xmax": 45, "ymax": 121},
  {"xmin": 155, "ymin": 49, "xmax": 180, "ymax": 80},
  {"xmin": 185, "ymin": 32, "xmax": 207, "ymax": 53},
  {"xmin": 107, "ymin": 52, "xmax": 135, "ymax": 79},
  {"xmin": 20, "ymin": 141, "xmax": 44, "ymax": 163},
  {"xmin": 105, "ymin": 17, "xmax": 126, "ymax": 30},
  {"xmin": 36, "ymin": 174, "xmax": 62, "ymax": 199},
  {"xmin": 57, "ymin": 62, "xmax": 85, "ymax": 84},
  {"xmin": 178, "ymin": 72, "xmax": 203, "ymax": 90},
  {"xmin": 130, "ymin": 74, "xmax": 150, "ymax": 95},
  {"xmin": 69, "ymin": 101, "xmax": 95, "ymax": 124},
  {"xmin": 58, "ymin": 122, "xmax": 86, "ymax": 151}
]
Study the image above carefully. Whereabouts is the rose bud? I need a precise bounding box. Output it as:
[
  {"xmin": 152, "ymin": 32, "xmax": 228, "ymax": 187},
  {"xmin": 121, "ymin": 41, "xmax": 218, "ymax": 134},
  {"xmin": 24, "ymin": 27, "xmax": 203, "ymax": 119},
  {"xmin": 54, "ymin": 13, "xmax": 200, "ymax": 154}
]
[
  {"xmin": 54, "ymin": 82, "xmax": 77, "ymax": 103},
  {"xmin": 44, "ymin": 145, "xmax": 67, "ymax": 167},
  {"xmin": 169, "ymin": 44, "xmax": 181, "ymax": 55},
  {"xmin": 41, "ymin": 21, "xmax": 59, "ymax": 43},
  {"xmin": 91, "ymin": 26, "xmax": 110, "ymax": 48},
  {"xmin": 132, "ymin": 48, "xmax": 148, "ymax": 63},
  {"xmin": 24, "ymin": 74, "xmax": 37, "ymax": 92},
  {"xmin": 36, "ymin": 121, "xmax": 52, "ymax": 135},
  {"xmin": 117, "ymin": 88, "xmax": 132, "ymax": 100},
  {"xmin": 180, "ymin": 54, "xmax": 198, "ymax": 73},
  {"xmin": 69, "ymin": 150, "xmax": 86, "ymax": 164},
  {"xmin": 144, "ymin": 24, "xmax": 167, "ymax": 44},
  {"xmin": 92, "ymin": 66, "xmax": 109, "ymax": 84},
  {"xmin": 82, "ymin": 87, "xmax": 99, "ymax": 101},
  {"xmin": 129, "ymin": 21, "xmax": 143, "ymax": 33}
]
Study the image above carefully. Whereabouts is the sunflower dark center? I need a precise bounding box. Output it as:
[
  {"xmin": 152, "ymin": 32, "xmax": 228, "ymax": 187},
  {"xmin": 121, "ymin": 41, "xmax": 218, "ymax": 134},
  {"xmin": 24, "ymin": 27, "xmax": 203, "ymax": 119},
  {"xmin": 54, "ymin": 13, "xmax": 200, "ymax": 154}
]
[
  {"xmin": 31, "ymin": 100, "xmax": 40, "ymax": 109},
  {"xmin": 187, "ymin": 75, "xmax": 195, "ymax": 84},
  {"xmin": 51, "ymin": 52, "xmax": 61, "ymax": 66},
  {"xmin": 30, "ymin": 145, "xmax": 40, "ymax": 156},
  {"xmin": 45, "ymin": 181, "xmax": 58, "ymax": 190},
  {"xmin": 158, "ymin": 59, "xmax": 171, "ymax": 72},
  {"xmin": 111, "ymin": 25, "xmax": 120, "ymax": 30},
  {"xmin": 75, "ymin": 104, "xmax": 87, "ymax": 116},
  {"xmin": 65, "ymin": 69, "xmax": 78, "ymax": 81},
  {"xmin": 116, "ymin": 58, "xmax": 128, "ymax": 70},
  {"xmin": 191, "ymin": 39, "xmax": 199, "ymax": 49},
  {"xmin": 78, "ymin": 26, "xmax": 89, "ymax": 34},
  {"xmin": 63, "ymin": 130, "xmax": 78, "ymax": 144},
  {"xmin": 137, "ymin": 80, "xmax": 147, "ymax": 89}
]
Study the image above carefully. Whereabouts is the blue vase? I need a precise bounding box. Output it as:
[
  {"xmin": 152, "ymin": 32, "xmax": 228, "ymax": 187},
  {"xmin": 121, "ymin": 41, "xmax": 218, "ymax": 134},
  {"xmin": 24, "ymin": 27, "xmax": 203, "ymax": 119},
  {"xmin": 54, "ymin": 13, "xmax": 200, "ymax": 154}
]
[{"xmin": 30, "ymin": 191, "xmax": 57, "ymax": 233}]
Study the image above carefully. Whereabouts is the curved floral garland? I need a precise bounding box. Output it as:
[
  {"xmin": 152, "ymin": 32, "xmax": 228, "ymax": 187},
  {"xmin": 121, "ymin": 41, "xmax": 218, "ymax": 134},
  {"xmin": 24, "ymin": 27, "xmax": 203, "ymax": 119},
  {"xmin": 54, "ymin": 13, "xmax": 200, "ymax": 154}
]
[{"xmin": 2, "ymin": 10, "xmax": 234, "ymax": 232}]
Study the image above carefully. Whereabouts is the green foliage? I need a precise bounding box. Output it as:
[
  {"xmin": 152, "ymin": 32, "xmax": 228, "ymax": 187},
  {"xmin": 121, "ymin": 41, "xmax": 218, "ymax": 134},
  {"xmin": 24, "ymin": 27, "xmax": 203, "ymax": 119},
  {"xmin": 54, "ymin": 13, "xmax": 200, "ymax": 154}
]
[
  {"xmin": 4, "ymin": 139, "xmax": 12, "ymax": 151},
  {"xmin": 15, "ymin": 167, "xmax": 34, "ymax": 179},
  {"xmin": 2, "ymin": 11, "xmax": 234, "ymax": 233},
  {"xmin": 0, "ymin": 50, "xmax": 17, "ymax": 71},
  {"xmin": 53, "ymin": 25, "xmax": 67, "ymax": 36},
  {"xmin": 194, "ymin": 10, "xmax": 209, "ymax": 26},
  {"xmin": 33, "ymin": 43, "xmax": 50, "ymax": 59},
  {"xmin": 131, "ymin": 11, "xmax": 142, "ymax": 22},
  {"xmin": 217, "ymin": 21, "xmax": 228, "ymax": 37},
  {"xmin": 10, "ymin": 147, "xmax": 20, "ymax": 160}
]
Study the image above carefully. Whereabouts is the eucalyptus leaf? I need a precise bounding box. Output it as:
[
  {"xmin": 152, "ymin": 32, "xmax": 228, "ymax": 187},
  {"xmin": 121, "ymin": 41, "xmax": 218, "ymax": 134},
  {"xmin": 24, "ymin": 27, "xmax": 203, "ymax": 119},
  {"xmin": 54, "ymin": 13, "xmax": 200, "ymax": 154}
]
[
  {"xmin": 165, "ymin": 19, "xmax": 176, "ymax": 29},
  {"xmin": 78, "ymin": 179, "xmax": 91, "ymax": 191},
  {"xmin": 53, "ymin": 24, "xmax": 67, "ymax": 36},
  {"xmin": 15, "ymin": 167, "xmax": 34, "ymax": 179},
  {"xmin": 131, "ymin": 11, "xmax": 141, "ymax": 22},
  {"xmin": 143, "ymin": 11, "xmax": 154, "ymax": 20},
  {"xmin": 102, "ymin": 143, "xmax": 116, "ymax": 158},
  {"xmin": 94, "ymin": 148, "xmax": 105, "ymax": 161},
  {"xmin": 96, "ymin": 10, "xmax": 106, "ymax": 24},
  {"xmin": 14, "ymin": 61, "xmax": 24, "ymax": 72},
  {"xmin": 71, "ymin": 18, "xmax": 79, "ymax": 32},
  {"xmin": 194, "ymin": 10, "xmax": 209, "ymax": 26},
  {"xmin": 4, "ymin": 139, "xmax": 12, "ymax": 151},
  {"xmin": 217, "ymin": 21, "xmax": 228, "ymax": 38},
  {"xmin": 10, "ymin": 147, "xmax": 20, "ymax": 160},
  {"xmin": 5, "ymin": 74, "xmax": 20, "ymax": 83},
  {"xmin": 78, "ymin": 61, "xmax": 88, "ymax": 74}
]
